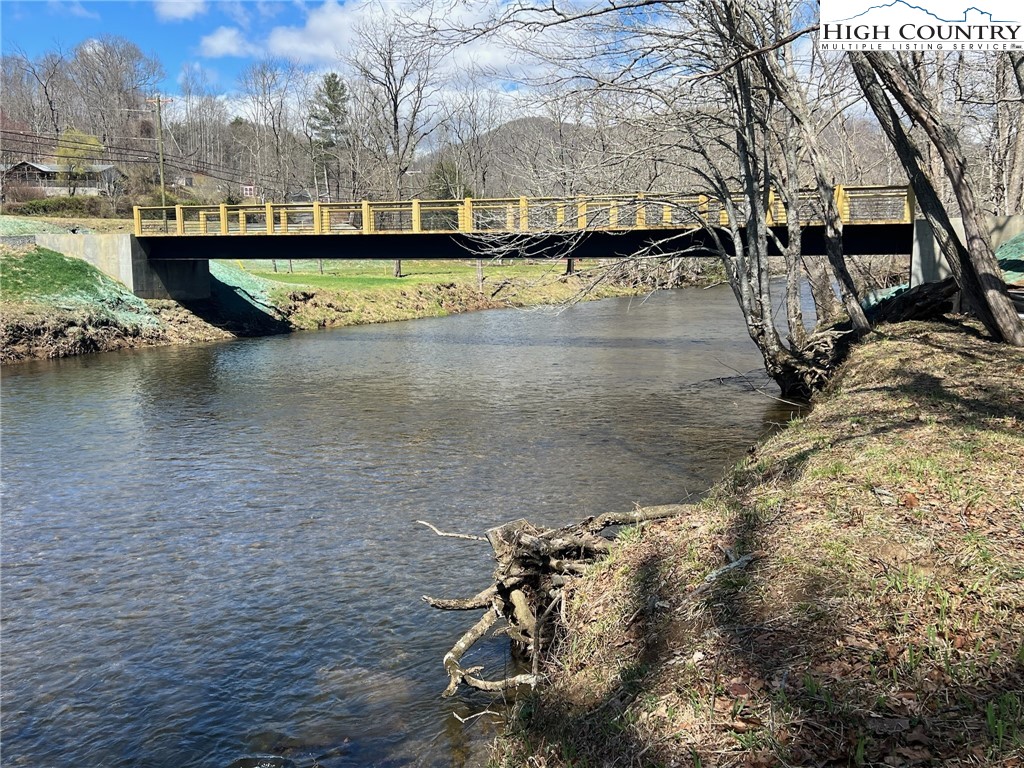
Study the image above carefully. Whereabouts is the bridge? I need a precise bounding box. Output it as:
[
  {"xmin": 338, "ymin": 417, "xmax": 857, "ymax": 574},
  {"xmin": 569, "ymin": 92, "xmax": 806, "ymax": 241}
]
[
  {"xmin": 36, "ymin": 184, "xmax": 919, "ymax": 301},
  {"xmin": 132, "ymin": 184, "xmax": 916, "ymax": 261}
]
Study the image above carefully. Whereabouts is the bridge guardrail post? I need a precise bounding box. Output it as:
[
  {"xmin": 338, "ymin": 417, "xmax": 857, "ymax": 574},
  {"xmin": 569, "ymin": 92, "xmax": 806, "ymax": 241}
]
[
  {"xmin": 412, "ymin": 199, "xmax": 422, "ymax": 233},
  {"xmin": 362, "ymin": 201, "xmax": 372, "ymax": 234},
  {"xmin": 698, "ymin": 195, "xmax": 709, "ymax": 224},
  {"xmin": 577, "ymin": 197, "xmax": 588, "ymax": 229},
  {"xmin": 220, "ymin": 204, "xmax": 229, "ymax": 234},
  {"xmin": 313, "ymin": 202, "xmax": 322, "ymax": 234},
  {"xmin": 175, "ymin": 205, "xmax": 185, "ymax": 235},
  {"xmin": 265, "ymin": 203, "xmax": 275, "ymax": 234},
  {"xmin": 904, "ymin": 184, "xmax": 916, "ymax": 224},
  {"xmin": 461, "ymin": 198, "xmax": 474, "ymax": 233},
  {"xmin": 133, "ymin": 206, "xmax": 142, "ymax": 236},
  {"xmin": 635, "ymin": 194, "xmax": 646, "ymax": 228},
  {"xmin": 519, "ymin": 197, "xmax": 529, "ymax": 231},
  {"xmin": 834, "ymin": 185, "xmax": 849, "ymax": 224}
]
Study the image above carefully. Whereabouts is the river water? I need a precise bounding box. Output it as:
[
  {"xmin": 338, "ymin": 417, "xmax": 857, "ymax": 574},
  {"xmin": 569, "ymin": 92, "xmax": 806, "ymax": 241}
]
[{"xmin": 1, "ymin": 285, "xmax": 795, "ymax": 768}]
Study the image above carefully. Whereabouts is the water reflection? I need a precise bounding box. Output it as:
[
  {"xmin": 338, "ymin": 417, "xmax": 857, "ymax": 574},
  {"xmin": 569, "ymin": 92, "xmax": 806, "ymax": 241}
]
[{"xmin": 1, "ymin": 286, "xmax": 796, "ymax": 767}]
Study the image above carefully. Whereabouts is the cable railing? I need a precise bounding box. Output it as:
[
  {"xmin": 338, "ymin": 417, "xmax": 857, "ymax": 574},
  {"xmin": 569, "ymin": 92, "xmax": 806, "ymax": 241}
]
[{"xmin": 133, "ymin": 185, "xmax": 914, "ymax": 237}]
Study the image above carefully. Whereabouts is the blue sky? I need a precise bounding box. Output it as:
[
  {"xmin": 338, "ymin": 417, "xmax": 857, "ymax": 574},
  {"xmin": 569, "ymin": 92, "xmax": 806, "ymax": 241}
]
[{"xmin": 0, "ymin": 0, "xmax": 401, "ymax": 94}]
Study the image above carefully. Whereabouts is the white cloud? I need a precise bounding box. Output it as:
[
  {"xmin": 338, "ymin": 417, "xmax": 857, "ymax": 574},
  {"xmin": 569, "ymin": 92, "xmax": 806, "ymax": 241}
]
[
  {"xmin": 265, "ymin": 0, "xmax": 354, "ymax": 63},
  {"xmin": 47, "ymin": 0, "xmax": 100, "ymax": 19},
  {"xmin": 257, "ymin": 1, "xmax": 287, "ymax": 20},
  {"xmin": 153, "ymin": 0, "xmax": 208, "ymax": 22},
  {"xmin": 177, "ymin": 61, "xmax": 221, "ymax": 88},
  {"xmin": 196, "ymin": 0, "xmax": 542, "ymax": 94},
  {"xmin": 260, "ymin": 0, "xmax": 527, "ymax": 72},
  {"xmin": 200, "ymin": 26, "xmax": 257, "ymax": 57},
  {"xmin": 221, "ymin": 0, "xmax": 251, "ymax": 28}
]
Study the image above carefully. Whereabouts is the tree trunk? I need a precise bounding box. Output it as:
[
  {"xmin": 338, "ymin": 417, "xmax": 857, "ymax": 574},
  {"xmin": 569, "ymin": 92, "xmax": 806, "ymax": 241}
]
[
  {"xmin": 754, "ymin": 37, "xmax": 866, "ymax": 331},
  {"xmin": 851, "ymin": 53, "xmax": 1024, "ymax": 345}
]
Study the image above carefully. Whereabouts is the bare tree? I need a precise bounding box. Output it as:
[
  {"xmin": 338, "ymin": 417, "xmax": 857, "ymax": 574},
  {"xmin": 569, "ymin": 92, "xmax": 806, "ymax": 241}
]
[
  {"xmin": 432, "ymin": 71, "xmax": 508, "ymax": 197},
  {"xmin": 173, "ymin": 64, "xmax": 233, "ymax": 183},
  {"xmin": 347, "ymin": 13, "xmax": 444, "ymax": 276},
  {"xmin": 6, "ymin": 48, "xmax": 69, "ymax": 136},
  {"xmin": 69, "ymin": 36, "xmax": 163, "ymax": 150},
  {"xmin": 237, "ymin": 59, "xmax": 308, "ymax": 201},
  {"xmin": 446, "ymin": 0, "xmax": 854, "ymax": 395}
]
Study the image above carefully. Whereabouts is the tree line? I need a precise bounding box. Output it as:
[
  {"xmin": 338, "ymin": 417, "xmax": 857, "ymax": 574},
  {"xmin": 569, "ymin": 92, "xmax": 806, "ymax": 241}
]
[
  {"xmin": 2, "ymin": 0, "xmax": 1022, "ymax": 386},
  {"xmin": 4, "ymin": 17, "xmax": 1018, "ymax": 214}
]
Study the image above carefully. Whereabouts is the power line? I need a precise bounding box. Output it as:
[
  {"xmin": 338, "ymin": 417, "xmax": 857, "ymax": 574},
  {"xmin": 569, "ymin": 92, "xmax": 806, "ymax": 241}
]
[
  {"xmin": 3, "ymin": 127, "xmax": 320, "ymax": 193},
  {"xmin": 1, "ymin": 129, "xmax": 253, "ymax": 182},
  {"xmin": 3, "ymin": 126, "xmax": 305, "ymax": 185},
  {"xmin": 1, "ymin": 130, "xmax": 255, "ymax": 187}
]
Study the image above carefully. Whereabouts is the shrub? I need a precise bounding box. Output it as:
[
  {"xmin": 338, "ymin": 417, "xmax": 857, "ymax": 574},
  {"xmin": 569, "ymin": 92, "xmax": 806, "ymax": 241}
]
[
  {"xmin": 6, "ymin": 196, "xmax": 105, "ymax": 217},
  {"xmin": 1, "ymin": 194, "xmax": 141, "ymax": 218},
  {"xmin": 4, "ymin": 183, "xmax": 46, "ymax": 203}
]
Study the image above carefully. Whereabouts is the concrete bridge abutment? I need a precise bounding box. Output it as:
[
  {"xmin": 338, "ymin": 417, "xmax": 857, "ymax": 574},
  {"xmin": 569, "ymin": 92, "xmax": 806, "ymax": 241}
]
[
  {"xmin": 34, "ymin": 233, "xmax": 210, "ymax": 300},
  {"xmin": 912, "ymin": 215, "xmax": 1024, "ymax": 286}
]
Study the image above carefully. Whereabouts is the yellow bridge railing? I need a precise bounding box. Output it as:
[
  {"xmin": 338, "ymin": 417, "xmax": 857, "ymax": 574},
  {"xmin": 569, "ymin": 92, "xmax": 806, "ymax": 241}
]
[{"xmin": 133, "ymin": 184, "xmax": 915, "ymax": 238}]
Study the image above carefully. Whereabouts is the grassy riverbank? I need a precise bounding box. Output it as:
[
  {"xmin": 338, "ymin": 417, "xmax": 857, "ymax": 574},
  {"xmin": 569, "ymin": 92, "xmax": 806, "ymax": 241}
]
[
  {"xmin": 0, "ymin": 245, "xmax": 232, "ymax": 362},
  {"xmin": 234, "ymin": 258, "xmax": 636, "ymax": 330},
  {"xmin": 497, "ymin": 320, "xmax": 1023, "ymax": 767},
  {"xmin": 0, "ymin": 239, "xmax": 640, "ymax": 363}
]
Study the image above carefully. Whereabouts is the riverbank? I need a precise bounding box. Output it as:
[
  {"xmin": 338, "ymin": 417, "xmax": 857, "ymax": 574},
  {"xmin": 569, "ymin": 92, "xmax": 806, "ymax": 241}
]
[
  {"xmin": 496, "ymin": 320, "xmax": 1023, "ymax": 766},
  {"xmin": 0, "ymin": 242, "xmax": 658, "ymax": 364}
]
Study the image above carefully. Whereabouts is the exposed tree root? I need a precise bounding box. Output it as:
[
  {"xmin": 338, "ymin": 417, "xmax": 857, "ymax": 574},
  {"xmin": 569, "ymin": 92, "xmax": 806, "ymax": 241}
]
[{"xmin": 421, "ymin": 505, "xmax": 689, "ymax": 697}]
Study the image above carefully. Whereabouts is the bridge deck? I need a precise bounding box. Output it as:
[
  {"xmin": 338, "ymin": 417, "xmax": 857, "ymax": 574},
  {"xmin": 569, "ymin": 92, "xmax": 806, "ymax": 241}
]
[{"xmin": 134, "ymin": 184, "xmax": 915, "ymax": 239}]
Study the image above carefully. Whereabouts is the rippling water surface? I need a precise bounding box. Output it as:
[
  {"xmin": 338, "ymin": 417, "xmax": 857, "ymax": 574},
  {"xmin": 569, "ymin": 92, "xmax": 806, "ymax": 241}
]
[{"xmin": 1, "ymin": 286, "xmax": 795, "ymax": 767}]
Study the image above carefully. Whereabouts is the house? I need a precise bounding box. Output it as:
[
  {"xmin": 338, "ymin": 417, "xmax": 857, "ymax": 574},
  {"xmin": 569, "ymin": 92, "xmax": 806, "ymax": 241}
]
[{"xmin": 1, "ymin": 160, "xmax": 127, "ymax": 197}]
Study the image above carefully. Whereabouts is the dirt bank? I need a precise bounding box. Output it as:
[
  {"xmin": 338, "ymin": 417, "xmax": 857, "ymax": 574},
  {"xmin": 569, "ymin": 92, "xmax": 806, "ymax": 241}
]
[
  {"xmin": 0, "ymin": 246, "xmax": 642, "ymax": 364},
  {"xmin": 496, "ymin": 320, "xmax": 1023, "ymax": 767},
  {"xmin": 0, "ymin": 245, "xmax": 231, "ymax": 364}
]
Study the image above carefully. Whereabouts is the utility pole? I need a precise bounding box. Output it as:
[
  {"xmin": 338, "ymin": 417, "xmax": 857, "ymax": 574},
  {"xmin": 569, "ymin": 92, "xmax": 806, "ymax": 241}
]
[{"xmin": 146, "ymin": 95, "xmax": 171, "ymax": 230}]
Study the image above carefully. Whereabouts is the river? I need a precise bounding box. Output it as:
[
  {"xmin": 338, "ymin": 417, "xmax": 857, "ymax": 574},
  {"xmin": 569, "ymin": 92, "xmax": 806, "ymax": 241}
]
[{"xmin": 1, "ymin": 285, "xmax": 796, "ymax": 768}]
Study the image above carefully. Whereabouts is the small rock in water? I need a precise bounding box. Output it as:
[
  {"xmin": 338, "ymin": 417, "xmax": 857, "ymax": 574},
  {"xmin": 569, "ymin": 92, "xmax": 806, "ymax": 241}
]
[{"xmin": 225, "ymin": 758, "xmax": 297, "ymax": 768}]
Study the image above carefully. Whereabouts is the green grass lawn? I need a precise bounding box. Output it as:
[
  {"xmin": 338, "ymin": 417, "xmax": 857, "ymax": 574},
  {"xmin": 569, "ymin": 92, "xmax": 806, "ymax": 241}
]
[{"xmin": 237, "ymin": 258, "xmax": 575, "ymax": 290}]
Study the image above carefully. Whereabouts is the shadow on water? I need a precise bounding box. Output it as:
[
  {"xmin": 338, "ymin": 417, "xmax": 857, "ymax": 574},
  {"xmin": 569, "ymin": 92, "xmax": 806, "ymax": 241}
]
[{"xmin": 179, "ymin": 272, "xmax": 292, "ymax": 336}]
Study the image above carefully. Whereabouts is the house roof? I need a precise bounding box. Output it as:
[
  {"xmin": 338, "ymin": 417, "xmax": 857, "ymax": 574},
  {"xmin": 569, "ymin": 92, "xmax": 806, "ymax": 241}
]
[{"xmin": 4, "ymin": 160, "xmax": 122, "ymax": 174}]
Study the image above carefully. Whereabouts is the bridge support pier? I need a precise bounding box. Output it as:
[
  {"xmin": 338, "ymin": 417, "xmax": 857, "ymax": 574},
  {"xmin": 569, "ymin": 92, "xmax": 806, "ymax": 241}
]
[
  {"xmin": 34, "ymin": 233, "xmax": 210, "ymax": 300},
  {"xmin": 911, "ymin": 215, "xmax": 1024, "ymax": 287}
]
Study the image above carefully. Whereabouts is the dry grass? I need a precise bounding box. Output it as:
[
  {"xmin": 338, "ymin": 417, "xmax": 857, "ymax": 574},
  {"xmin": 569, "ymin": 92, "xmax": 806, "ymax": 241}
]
[
  {"xmin": 497, "ymin": 320, "xmax": 1024, "ymax": 767},
  {"xmin": 275, "ymin": 271, "xmax": 634, "ymax": 331}
]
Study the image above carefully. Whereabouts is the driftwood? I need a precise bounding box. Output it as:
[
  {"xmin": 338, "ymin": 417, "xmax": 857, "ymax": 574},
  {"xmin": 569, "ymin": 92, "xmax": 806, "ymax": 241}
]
[{"xmin": 421, "ymin": 505, "xmax": 689, "ymax": 697}]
